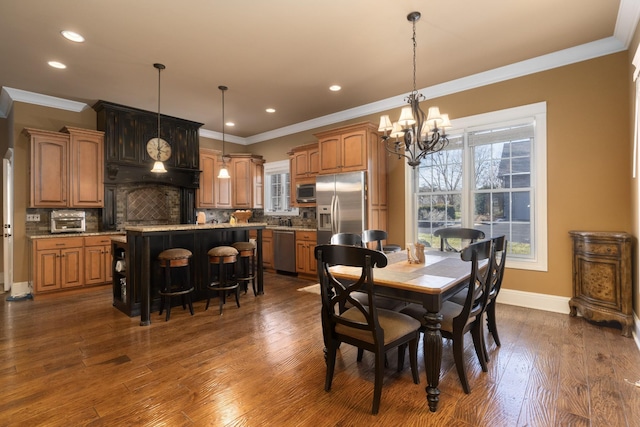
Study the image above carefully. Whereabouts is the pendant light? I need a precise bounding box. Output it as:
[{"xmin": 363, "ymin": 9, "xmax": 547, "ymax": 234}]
[
  {"xmin": 217, "ymin": 85, "xmax": 230, "ymax": 179},
  {"xmin": 150, "ymin": 63, "xmax": 168, "ymax": 173}
]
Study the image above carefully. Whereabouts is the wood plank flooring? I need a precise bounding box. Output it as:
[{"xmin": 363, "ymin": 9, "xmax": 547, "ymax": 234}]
[{"xmin": 1, "ymin": 271, "xmax": 640, "ymax": 426}]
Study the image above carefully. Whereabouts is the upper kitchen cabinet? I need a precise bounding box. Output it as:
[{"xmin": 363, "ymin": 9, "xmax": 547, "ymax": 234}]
[
  {"xmin": 196, "ymin": 148, "xmax": 219, "ymax": 208},
  {"xmin": 94, "ymin": 101, "xmax": 202, "ymax": 173},
  {"xmin": 24, "ymin": 127, "xmax": 104, "ymax": 208},
  {"xmin": 315, "ymin": 122, "xmax": 379, "ymax": 174},
  {"xmin": 197, "ymin": 152, "xmax": 265, "ymax": 209},
  {"xmin": 289, "ymin": 143, "xmax": 319, "ymax": 178},
  {"xmin": 230, "ymin": 154, "xmax": 265, "ymax": 209}
]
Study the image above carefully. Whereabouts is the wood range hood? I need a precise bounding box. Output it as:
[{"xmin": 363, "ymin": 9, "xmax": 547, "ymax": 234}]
[{"xmin": 93, "ymin": 101, "xmax": 204, "ymax": 229}]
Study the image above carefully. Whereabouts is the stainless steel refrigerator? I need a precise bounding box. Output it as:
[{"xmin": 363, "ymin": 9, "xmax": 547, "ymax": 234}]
[{"xmin": 316, "ymin": 171, "xmax": 367, "ymax": 245}]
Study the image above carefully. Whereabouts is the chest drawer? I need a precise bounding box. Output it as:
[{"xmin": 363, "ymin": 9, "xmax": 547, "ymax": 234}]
[
  {"xmin": 575, "ymin": 241, "xmax": 619, "ymax": 256},
  {"xmin": 35, "ymin": 237, "xmax": 84, "ymax": 250}
]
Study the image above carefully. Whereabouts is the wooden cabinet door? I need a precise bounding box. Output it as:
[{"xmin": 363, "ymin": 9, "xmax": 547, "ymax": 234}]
[
  {"xmin": 27, "ymin": 129, "xmax": 69, "ymax": 208},
  {"xmin": 35, "ymin": 249, "xmax": 61, "ymax": 292},
  {"xmin": 232, "ymin": 158, "xmax": 252, "ymax": 208},
  {"xmin": 318, "ymin": 136, "xmax": 342, "ymax": 174},
  {"xmin": 84, "ymin": 245, "xmax": 106, "ymax": 285},
  {"xmin": 215, "ymin": 158, "xmax": 232, "ymax": 208},
  {"xmin": 197, "ymin": 149, "xmax": 217, "ymax": 208},
  {"xmin": 263, "ymin": 234, "xmax": 274, "ymax": 269},
  {"xmin": 66, "ymin": 127, "xmax": 104, "ymax": 208},
  {"xmin": 295, "ymin": 231, "xmax": 317, "ymax": 274},
  {"xmin": 341, "ymin": 130, "xmax": 368, "ymax": 172},
  {"xmin": 308, "ymin": 147, "xmax": 320, "ymax": 175},
  {"xmin": 60, "ymin": 247, "xmax": 83, "ymax": 288},
  {"xmin": 293, "ymin": 151, "xmax": 309, "ymax": 178},
  {"xmin": 253, "ymin": 161, "xmax": 264, "ymax": 209}
]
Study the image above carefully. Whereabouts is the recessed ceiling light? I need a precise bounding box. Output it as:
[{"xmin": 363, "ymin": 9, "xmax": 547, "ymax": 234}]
[
  {"xmin": 329, "ymin": 85, "xmax": 341, "ymax": 92},
  {"xmin": 61, "ymin": 30, "xmax": 85, "ymax": 43},
  {"xmin": 266, "ymin": 108, "xmax": 276, "ymax": 113},
  {"xmin": 226, "ymin": 122, "xmax": 235, "ymax": 127},
  {"xmin": 48, "ymin": 61, "xmax": 67, "ymax": 69}
]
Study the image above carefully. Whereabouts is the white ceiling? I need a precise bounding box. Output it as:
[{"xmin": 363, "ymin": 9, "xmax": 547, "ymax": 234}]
[{"xmin": 0, "ymin": 0, "xmax": 637, "ymax": 144}]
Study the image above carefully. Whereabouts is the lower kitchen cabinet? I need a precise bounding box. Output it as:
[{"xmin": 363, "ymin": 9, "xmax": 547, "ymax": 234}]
[
  {"xmin": 295, "ymin": 230, "xmax": 317, "ymax": 276},
  {"xmin": 84, "ymin": 236, "xmax": 114, "ymax": 286},
  {"xmin": 32, "ymin": 234, "xmax": 119, "ymax": 294},
  {"xmin": 33, "ymin": 237, "xmax": 84, "ymax": 292},
  {"xmin": 250, "ymin": 229, "xmax": 274, "ymax": 270}
]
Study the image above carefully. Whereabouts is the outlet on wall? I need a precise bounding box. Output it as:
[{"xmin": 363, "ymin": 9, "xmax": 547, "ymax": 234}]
[{"xmin": 26, "ymin": 214, "xmax": 40, "ymax": 222}]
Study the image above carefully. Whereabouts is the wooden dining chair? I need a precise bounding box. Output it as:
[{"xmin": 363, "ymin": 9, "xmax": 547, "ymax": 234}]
[
  {"xmin": 315, "ymin": 244, "xmax": 421, "ymax": 414},
  {"xmin": 401, "ymin": 239, "xmax": 494, "ymax": 393},
  {"xmin": 434, "ymin": 227, "xmax": 485, "ymax": 252},
  {"xmin": 330, "ymin": 232, "xmax": 363, "ymax": 247},
  {"xmin": 449, "ymin": 235, "xmax": 507, "ymax": 362}
]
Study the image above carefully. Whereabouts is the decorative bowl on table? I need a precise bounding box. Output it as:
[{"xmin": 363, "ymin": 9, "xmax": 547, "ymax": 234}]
[{"xmin": 232, "ymin": 210, "xmax": 252, "ymax": 224}]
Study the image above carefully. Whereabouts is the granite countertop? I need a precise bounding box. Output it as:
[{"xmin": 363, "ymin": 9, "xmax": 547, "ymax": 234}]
[
  {"xmin": 124, "ymin": 222, "xmax": 269, "ymax": 233},
  {"xmin": 266, "ymin": 225, "xmax": 316, "ymax": 231},
  {"xmin": 29, "ymin": 231, "xmax": 126, "ymax": 240}
]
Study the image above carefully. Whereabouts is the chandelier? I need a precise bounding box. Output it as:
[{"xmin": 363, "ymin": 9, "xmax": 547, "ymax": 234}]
[{"xmin": 378, "ymin": 11, "xmax": 451, "ymax": 168}]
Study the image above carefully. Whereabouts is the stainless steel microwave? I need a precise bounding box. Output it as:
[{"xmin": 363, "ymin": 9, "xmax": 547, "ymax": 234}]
[{"xmin": 296, "ymin": 183, "xmax": 316, "ymax": 203}]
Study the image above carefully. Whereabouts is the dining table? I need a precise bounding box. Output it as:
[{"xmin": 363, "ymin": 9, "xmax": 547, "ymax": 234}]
[{"xmin": 330, "ymin": 249, "xmax": 483, "ymax": 412}]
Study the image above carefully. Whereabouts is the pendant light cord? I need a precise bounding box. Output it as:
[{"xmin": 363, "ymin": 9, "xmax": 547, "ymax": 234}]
[{"xmin": 219, "ymin": 85, "xmax": 228, "ymax": 160}]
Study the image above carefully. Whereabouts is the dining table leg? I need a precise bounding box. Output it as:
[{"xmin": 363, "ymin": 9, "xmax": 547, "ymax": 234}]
[{"xmin": 423, "ymin": 309, "xmax": 443, "ymax": 412}]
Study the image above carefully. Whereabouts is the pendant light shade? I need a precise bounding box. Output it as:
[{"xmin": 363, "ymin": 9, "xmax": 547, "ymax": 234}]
[
  {"xmin": 150, "ymin": 63, "xmax": 168, "ymax": 173},
  {"xmin": 217, "ymin": 85, "xmax": 230, "ymax": 179}
]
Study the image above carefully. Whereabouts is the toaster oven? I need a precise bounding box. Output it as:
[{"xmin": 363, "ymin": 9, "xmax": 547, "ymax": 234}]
[{"xmin": 50, "ymin": 210, "xmax": 86, "ymax": 233}]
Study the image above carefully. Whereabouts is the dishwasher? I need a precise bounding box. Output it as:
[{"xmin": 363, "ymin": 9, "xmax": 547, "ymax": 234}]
[{"xmin": 274, "ymin": 230, "xmax": 296, "ymax": 273}]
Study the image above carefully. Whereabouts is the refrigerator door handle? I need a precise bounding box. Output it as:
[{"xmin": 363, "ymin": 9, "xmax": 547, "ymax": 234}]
[
  {"xmin": 330, "ymin": 195, "xmax": 337, "ymax": 235},
  {"xmin": 334, "ymin": 195, "xmax": 341, "ymax": 234}
]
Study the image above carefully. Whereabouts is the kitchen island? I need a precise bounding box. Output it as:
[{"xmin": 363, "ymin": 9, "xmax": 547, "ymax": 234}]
[{"xmin": 115, "ymin": 223, "xmax": 266, "ymax": 325}]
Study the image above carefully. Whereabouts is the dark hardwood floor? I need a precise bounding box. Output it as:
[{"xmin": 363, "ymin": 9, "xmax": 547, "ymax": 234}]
[{"xmin": 1, "ymin": 271, "xmax": 639, "ymax": 426}]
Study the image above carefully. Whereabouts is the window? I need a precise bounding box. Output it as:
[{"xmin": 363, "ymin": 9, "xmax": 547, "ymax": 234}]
[
  {"xmin": 264, "ymin": 160, "xmax": 299, "ymax": 216},
  {"xmin": 412, "ymin": 102, "xmax": 547, "ymax": 271}
]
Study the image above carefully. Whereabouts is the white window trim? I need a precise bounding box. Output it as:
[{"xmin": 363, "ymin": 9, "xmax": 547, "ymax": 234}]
[
  {"xmin": 405, "ymin": 102, "xmax": 548, "ymax": 272},
  {"xmin": 263, "ymin": 159, "xmax": 299, "ymax": 216}
]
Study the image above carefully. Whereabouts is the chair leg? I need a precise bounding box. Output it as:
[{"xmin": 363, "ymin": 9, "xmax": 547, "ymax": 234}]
[
  {"xmin": 357, "ymin": 348, "xmax": 364, "ymax": 362},
  {"xmin": 486, "ymin": 302, "xmax": 501, "ymax": 347},
  {"xmin": 325, "ymin": 340, "xmax": 338, "ymax": 392},
  {"xmin": 409, "ymin": 337, "xmax": 420, "ymax": 384},
  {"xmin": 471, "ymin": 320, "xmax": 488, "ymax": 371},
  {"xmin": 372, "ymin": 348, "xmax": 385, "ymax": 414},
  {"xmin": 397, "ymin": 344, "xmax": 406, "ymax": 372},
  {"xmin": 452, "ymin": 333, "xmax": 471, "ymax": 393}
]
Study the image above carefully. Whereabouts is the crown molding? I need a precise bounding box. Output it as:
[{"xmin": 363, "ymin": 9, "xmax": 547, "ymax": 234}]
[{"xmin": 0, "ymin": 87, "xmax": 87, "ymax": 118}]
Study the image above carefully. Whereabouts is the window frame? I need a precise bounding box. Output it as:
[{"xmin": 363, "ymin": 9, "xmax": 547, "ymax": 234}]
[
  {"xmin": 263, "ymin": 159, "xmax": 299, "ymax": 216},
  {"xmin": 407, "ymin": 102, "xmax": 547, "ymax": 271}
]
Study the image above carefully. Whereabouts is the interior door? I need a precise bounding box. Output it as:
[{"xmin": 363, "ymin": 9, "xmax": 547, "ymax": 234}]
[{"xmin": 3, "ymin": 149, "xmax": 13, "ymax": 292}]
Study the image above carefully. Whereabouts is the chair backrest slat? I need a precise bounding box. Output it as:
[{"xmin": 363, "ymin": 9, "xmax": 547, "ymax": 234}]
[
  {"xmin": 434, "ymin": 227, "xmax": 485, "ymax": 252},
  {"xmin": 330, "ymin": 232, "xmax": 363, "ymax": 247},
  {"xmin": 362, "ymin": 229, "xmax": 387, "ymax": 251}
]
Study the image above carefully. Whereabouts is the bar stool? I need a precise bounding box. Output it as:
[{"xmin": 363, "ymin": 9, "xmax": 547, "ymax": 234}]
[
  {"xmin": 232, "ymin": 241, "xmax": 257, "ymax": 296},
  {"xmin": 206, "ymin": 245, "xmax": 240, "ymax": 315},
  {"xmin": 157, "ymin": 248, "xmax": 194, "ymax": 321}
]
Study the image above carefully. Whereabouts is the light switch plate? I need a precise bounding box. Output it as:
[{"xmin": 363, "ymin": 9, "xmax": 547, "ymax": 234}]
[{"xmin": 26, "ymin": 214, "xmax": 40, "ymax": 222}]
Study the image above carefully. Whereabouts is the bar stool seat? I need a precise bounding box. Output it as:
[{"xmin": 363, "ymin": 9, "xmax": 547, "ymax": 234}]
[
  {"xmin": 206, "ymin": 246, "xmax": 240, "ymax": 315},
  {"xmin": 157, "ymin": 248, "xmax": 194, "ymax": 321},
  {"xmin": 232, "ymin": 241, "xmax": 257, "ymax": 296}
]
